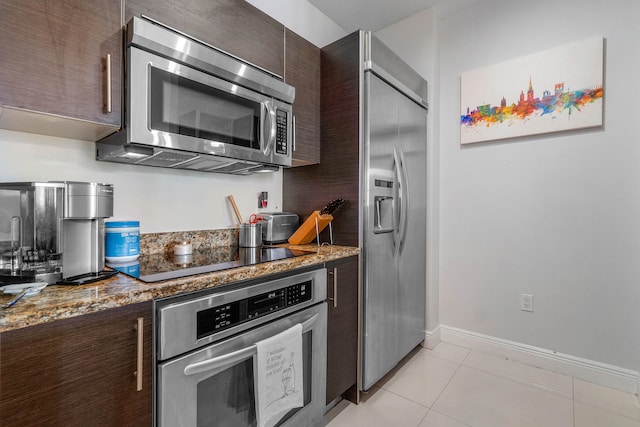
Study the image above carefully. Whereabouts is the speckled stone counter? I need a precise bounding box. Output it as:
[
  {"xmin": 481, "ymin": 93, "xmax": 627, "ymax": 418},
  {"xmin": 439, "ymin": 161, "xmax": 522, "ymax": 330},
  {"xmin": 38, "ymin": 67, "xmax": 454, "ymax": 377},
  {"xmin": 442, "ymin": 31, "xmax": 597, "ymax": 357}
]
[{"xmin": 0, "ymin": 244, "xmax": 359, "ymax": 333}]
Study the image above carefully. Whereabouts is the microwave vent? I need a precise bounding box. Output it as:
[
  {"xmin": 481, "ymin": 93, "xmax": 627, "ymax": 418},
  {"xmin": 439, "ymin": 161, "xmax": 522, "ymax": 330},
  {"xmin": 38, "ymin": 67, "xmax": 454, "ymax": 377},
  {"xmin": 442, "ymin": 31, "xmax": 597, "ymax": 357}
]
[
  {"xmin": 211, "ymin": 162, "xmax": 259, "ymax": 174},
  {"xmin": 180, "ymin": 157, "xmax": 237, "ymax": 171},
  {"xmin": 136, "ymin": 151, "xmax": 197, "ymax": 168}
]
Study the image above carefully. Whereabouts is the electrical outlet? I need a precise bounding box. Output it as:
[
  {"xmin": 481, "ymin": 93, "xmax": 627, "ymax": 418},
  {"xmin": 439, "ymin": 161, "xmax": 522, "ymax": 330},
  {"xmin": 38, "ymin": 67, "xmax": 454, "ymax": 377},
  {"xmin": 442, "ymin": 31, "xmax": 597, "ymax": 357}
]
[{"xmin": 521, "ymin": 294, "xmax": 533, "ymax": 312}]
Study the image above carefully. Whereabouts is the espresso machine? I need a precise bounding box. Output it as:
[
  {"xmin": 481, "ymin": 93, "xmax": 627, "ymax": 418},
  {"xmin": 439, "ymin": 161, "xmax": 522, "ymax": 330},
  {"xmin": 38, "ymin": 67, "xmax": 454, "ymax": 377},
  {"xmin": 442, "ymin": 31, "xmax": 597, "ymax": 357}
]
[{"xmin": 0, "ymin": 182, "xmax": 117, "ymax": 285}]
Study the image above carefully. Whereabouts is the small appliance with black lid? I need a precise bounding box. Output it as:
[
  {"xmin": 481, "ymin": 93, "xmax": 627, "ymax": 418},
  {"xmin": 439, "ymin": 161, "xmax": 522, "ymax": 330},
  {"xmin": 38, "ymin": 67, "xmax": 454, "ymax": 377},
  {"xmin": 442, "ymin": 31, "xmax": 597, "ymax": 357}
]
[{"xmin": 257, "ymin": 212, "xmax": 299, "ymax": 243}]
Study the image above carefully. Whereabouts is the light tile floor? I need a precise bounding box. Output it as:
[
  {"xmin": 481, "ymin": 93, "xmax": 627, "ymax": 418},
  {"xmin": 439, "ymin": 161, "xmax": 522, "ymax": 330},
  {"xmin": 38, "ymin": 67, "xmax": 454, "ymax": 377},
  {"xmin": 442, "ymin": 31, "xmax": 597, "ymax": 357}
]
[{"xmin": 325, "ymin": 342, "xmax": 640, "ymax": 427}]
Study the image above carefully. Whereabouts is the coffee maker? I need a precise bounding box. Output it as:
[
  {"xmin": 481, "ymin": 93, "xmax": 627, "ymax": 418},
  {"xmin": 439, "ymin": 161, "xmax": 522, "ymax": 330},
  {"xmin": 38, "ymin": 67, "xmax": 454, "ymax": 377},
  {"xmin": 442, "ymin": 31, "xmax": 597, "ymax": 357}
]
[{"xmin": 0, "ymin": 181, "xmax": 117, "ymax": 285}]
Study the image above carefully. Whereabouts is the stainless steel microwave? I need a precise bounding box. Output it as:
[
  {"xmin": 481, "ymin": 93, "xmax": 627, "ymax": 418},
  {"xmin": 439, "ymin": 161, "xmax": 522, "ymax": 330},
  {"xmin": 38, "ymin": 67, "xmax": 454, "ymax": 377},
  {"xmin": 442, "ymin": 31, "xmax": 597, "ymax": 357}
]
[{"xmin": 97, "ymin": 16, "xmax": 295, "ymax": 175}]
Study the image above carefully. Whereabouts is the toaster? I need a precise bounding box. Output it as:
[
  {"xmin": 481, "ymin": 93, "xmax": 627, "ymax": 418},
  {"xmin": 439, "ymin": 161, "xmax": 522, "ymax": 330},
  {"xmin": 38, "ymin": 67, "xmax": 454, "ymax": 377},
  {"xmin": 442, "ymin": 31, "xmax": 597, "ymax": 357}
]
[{"xmin": 258, "ymin": 212, "xmax": 299, "ymax": 243}]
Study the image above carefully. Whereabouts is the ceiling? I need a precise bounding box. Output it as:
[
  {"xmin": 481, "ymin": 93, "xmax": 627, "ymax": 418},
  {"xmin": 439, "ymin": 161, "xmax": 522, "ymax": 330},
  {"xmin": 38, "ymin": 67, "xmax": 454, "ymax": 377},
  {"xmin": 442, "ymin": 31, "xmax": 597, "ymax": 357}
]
[{"xmin": 308, "ymin": 0, "xmax": 483, "ymax": 32}]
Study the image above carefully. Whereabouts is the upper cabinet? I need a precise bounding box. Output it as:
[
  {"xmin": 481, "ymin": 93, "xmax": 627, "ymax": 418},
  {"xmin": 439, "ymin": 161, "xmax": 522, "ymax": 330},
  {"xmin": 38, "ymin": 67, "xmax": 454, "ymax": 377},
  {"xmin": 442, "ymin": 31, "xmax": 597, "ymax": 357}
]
[
  {"xmin": 125, "ymin": 0, "xmax": 285, "ymax": 77},
  {"xmin": 285, "ymin": 29, "xmax": 321, "ymax": 166},
  {"xmin": 0, "ymin": 0, "xmax": 122, "ymax": 140},
  {"xmin": 0, "ymin": 0, "xmax": 322, "ymax": 162}
]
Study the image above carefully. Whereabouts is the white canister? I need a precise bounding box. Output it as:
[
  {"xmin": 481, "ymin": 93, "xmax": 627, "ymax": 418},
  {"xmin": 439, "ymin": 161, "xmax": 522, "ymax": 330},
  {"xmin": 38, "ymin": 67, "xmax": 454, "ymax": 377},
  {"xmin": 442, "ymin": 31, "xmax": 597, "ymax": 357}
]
[
  {"xmin": 173, "ymin": 241, "xmax": 193, "ymax": 255},
  {"xmin": 105, "ymin": 221, "xmax": 140, "ymax": 262}
]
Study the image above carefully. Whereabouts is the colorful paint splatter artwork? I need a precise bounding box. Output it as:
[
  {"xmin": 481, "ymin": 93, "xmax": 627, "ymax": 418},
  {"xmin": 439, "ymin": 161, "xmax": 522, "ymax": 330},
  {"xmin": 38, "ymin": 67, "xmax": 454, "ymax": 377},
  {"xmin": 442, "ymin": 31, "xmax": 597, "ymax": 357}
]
[{"xmin": 460, "ymin": 37, "xmax": 604, "ymax": 144}]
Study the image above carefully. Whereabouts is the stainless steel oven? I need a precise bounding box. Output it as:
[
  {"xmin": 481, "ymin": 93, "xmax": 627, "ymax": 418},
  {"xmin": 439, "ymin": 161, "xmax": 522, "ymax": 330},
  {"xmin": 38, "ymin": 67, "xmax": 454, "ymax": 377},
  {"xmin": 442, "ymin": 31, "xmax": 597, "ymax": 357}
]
[
  {"xmin": 155, "ymin": 268, "xmax": 327, "ymax": 427},
  {"xmin": 97, "ymin": 16, "xmax": 294, "ymax": 175}
]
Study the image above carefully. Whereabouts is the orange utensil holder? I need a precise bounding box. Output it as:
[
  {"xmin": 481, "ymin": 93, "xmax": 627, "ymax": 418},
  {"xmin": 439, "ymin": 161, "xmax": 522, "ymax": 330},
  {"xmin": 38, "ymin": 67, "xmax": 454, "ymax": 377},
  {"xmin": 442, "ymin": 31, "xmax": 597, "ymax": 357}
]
[{"xmin": 288, "ymin": 211, "xmax": 334, "ymax": 245}]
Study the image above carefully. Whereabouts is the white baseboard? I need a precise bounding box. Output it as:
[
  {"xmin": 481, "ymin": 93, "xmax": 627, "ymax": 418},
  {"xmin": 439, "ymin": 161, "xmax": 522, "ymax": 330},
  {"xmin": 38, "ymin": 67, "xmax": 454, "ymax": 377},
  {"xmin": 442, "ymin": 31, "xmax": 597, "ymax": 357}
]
[
  {"xmin": 423, "ymin": 325, "xmax": 441, "ymax": 349},
  {"xmin": 439, "ymin": 325, "xmax": 639, "ymax": 395}
]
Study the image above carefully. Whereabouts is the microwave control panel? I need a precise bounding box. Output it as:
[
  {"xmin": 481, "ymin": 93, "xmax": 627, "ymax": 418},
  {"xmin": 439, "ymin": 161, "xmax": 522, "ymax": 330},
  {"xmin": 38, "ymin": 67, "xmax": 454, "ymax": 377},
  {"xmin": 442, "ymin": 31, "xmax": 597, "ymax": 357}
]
[{"xmin": 275, "ymin": 109, "xmax": 288, "ymax": 155}]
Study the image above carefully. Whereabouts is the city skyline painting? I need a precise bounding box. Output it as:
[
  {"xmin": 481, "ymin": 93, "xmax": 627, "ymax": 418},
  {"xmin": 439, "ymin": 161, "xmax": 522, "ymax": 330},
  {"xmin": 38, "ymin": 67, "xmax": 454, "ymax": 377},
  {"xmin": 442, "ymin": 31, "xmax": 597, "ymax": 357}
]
[{"xmin": 460, "ymin": 36, "xmax": 604, "ymax": 144}]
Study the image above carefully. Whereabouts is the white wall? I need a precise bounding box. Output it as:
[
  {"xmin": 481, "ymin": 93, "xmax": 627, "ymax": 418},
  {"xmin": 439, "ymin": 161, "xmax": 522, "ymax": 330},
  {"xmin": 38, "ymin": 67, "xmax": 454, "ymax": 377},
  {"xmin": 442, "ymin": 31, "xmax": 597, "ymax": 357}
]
[
  {"xmin": 0, "ymin": 1, "xmax": 345, "ymax": 234},
  {"xmin": 0, "ymin": 130, "xmax": 281, "ymax": 233},
  {"xmin": 245, "ymin": 0, "xmax": 346, "ymax": 47},
  {"xmin": 438, "ymin": 0, "xmax": 640, "ymax": 371}
]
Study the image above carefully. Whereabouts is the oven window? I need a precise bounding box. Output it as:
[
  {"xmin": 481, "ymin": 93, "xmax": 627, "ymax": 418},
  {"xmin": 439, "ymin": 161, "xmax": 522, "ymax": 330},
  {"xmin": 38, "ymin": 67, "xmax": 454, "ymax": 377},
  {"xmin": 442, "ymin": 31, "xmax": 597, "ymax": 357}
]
[
  {"xmin": 195, "ymin": 331, "xmax": 312, "ymax": 427},
  {"xmin": 149, "ymin": 67, "xmax": 261, "ymax": 149},
  {"xmin": 197, "ymin": 357, "xmax": 256, "ymax": 426}
]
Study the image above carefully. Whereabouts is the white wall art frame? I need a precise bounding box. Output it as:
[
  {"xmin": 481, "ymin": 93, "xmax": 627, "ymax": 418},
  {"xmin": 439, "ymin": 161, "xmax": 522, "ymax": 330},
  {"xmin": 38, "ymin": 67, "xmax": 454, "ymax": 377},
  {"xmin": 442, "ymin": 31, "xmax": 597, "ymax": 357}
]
[{"xmin": 460, "ymin": 36, "xmax": 604, "ymax": 144}]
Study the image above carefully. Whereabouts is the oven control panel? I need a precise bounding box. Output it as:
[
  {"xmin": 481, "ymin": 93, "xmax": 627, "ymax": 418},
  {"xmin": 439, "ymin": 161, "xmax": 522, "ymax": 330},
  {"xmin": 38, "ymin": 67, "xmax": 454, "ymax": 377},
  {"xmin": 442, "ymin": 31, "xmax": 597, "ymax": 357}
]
[
  {"xmin": 286, "ymin": 281, "xmax": 310, "ymax": 305},
  {"xmin": 196, "ymin": 280, "xmax": 312, "ymax": 338},
  {"xmin": 157, "ymin": 268, "xmax": 326, "ymax": 361}
]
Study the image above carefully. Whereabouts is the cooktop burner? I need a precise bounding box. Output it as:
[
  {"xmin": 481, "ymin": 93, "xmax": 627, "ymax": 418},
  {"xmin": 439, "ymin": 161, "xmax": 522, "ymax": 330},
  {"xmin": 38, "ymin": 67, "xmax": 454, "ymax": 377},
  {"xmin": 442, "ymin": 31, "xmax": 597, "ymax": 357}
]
[{"xmin": 107, "ymin": 246, "xmax": 315, "ymax": 283}]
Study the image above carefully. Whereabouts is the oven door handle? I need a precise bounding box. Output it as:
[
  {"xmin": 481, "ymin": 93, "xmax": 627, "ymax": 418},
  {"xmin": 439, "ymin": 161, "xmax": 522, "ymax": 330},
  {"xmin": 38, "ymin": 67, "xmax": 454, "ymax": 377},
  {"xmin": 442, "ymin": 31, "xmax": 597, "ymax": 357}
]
[
  {"xmin": 184, "ymin": 344, "xmax": 255, "ymax": 377},
  {"xmin": 183, "ymin": 313, "xmax": 319, "ymax": 376}
]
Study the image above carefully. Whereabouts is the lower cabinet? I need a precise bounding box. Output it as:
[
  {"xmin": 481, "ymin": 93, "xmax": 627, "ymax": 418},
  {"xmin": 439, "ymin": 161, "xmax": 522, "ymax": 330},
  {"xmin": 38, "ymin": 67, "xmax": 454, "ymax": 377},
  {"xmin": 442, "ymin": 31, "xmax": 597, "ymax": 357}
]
[
  {"xmin": 326, "ymin": 255, "xmax": 359, "ymax": 405},
  {"xmin": 0, "ymin": 301, "xmax": 153, "ymax": 426}
]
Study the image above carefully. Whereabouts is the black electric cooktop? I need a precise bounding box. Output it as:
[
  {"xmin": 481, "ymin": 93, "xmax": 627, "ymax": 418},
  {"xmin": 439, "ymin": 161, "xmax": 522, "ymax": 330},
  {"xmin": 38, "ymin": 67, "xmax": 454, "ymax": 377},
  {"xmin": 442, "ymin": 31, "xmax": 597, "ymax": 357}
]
[{"xmin": 107, "ymin": 246, "xmax": 315, "ymax": 283}]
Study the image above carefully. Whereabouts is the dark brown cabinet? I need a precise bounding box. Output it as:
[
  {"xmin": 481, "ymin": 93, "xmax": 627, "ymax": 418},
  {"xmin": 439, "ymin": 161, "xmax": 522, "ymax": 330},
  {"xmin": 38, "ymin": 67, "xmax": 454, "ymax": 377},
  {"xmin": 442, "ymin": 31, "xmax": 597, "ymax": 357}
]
[
  {"xmin": 283, "ymin": 32, "xmax": 361, "ymax": 245},
  {"xmin": 0, "ymin": 0, "xmax": 122, "ymax": 131},
  {"xmin": 326, "ymin": 255, "xmax": 359, "ymax": 404},
  {"xmin": 0, "ymin": 301, "xmax": 153, "ymax": 426},
  {"xmin": 285, "ymin": 29, "xmax": 321, "ymax": 166},
  {"xmin": 125, "ymin": 0, "xmax": 285, "ymax": 77}
]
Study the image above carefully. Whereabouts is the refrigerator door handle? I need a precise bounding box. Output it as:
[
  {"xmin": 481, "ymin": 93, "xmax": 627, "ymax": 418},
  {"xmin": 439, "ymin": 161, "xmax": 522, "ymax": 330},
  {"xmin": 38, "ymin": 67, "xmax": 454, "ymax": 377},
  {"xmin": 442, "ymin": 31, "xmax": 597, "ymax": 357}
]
[
  {"xmin": 392, "ymin": 147, "xmax": 409, "ymax": 258},
  {"xmin": 397, "ymin": 148, "xmax": 409, "ymax": 255},
  {"xmin": 392, "ymin": 149, "xmax": 402, "ymax": 252}
]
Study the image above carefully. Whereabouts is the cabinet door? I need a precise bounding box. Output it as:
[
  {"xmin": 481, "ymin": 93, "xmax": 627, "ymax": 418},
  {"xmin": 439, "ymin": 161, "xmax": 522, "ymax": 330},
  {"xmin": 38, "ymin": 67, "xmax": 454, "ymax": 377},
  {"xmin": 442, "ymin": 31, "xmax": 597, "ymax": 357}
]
[
  {"xmin": 285, "ymin": 29, "xmax": 321, "ymax": 166},
  {"xmin": 125, "ymin": 0, "xmax": 284, "ymax": 77},
  {"xmin": 283, "ymin": 32, "xmax": 361, "ymax": 246},
  {"xmin": 326, "ymin": 256, "xmax": 359, "ymax": 404},
  {"xmin": 0, "ymin": 301, "xmax": 153, "ymax": 426},
  {"xmin": 0, "ymin": 0, "xmax": 121, "ymax": 127}
]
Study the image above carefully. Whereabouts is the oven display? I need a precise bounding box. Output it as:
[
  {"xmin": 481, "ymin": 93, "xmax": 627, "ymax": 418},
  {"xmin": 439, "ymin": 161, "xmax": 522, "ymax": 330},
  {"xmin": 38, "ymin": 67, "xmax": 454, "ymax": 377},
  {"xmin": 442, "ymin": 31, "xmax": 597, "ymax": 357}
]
[
  {"xmin": 196, "ymin": 281, "xmax": 312, "ymax": 339},
  {"xmin": 247, "ymin": 289, "xmax": 286, "ymax": 318}
]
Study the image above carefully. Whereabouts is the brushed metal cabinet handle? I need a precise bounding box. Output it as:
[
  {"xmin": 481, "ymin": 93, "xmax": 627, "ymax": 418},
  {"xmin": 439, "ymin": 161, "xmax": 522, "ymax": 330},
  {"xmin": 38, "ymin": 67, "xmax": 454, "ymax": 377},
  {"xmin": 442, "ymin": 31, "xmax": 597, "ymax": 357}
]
[
  {"xmin": 135, "ymin": 317, "xmax": 144, "ymax": 391},
  {"xmin": 103, "ymin": 53, "xmax": 112, "ymax": 113},
  {"xmin": 328, "ymin": 267, "xmax": 338, "ymax": 308}
]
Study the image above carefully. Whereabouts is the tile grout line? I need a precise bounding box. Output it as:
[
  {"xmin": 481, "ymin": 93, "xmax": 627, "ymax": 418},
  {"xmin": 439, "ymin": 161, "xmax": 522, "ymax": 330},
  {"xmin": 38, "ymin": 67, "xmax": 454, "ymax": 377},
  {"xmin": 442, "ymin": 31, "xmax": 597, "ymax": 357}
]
[
  {"xmin": 461, "ymin": 351, "xmax": 576, "ymax": 400},
  {"xmin": 573, "ymin": 398, "xmax": 640, "ymax": 424},
  {"xmin": 384, "ymin": 347, "xmax": 474, "ymax": 427},
  {"xmin": 573, "ymin": 377, "xmax": 576, "ymax": 427},
  {"xmin": 573, "ymin": 377, "xmax": 640, "ymax": 423},
  {"xmin": 415, "ymin": 408, "xmax": 430, "ymax": 427},
  {"xmin": 358, "ymin": 386, "xmax": 430, "ymax": 427},
  {"xmin": 427, "ymin": 349, "xmax": 471, "ymax": 418}
]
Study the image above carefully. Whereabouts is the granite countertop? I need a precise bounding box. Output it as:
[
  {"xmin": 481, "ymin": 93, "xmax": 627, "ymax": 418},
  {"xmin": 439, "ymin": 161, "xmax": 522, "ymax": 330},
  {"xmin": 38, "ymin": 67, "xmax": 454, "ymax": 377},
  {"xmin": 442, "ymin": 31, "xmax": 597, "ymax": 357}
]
[{"xmin": 0, "ymin": 244, "xmax": 359, "ymax": 333}]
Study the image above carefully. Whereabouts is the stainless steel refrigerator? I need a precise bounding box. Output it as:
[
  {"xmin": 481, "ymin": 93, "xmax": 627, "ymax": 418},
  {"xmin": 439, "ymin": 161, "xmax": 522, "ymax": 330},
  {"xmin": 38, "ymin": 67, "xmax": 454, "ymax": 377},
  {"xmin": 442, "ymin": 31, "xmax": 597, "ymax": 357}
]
[
  {"xmin": 282, "ymin": 30, "xmax": 428, "ymax": 396},
  {"xmin": 361, "ymin": 33, "xmax": 428, "ymax": 391}
]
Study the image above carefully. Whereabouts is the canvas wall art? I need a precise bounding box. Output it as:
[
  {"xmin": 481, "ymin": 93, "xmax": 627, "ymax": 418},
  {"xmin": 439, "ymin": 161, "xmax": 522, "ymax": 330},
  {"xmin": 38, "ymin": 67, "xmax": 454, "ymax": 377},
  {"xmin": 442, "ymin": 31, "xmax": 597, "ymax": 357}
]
[{"xmin": 460, "ymin": 36, "xmax": 604, "ymax": 144}]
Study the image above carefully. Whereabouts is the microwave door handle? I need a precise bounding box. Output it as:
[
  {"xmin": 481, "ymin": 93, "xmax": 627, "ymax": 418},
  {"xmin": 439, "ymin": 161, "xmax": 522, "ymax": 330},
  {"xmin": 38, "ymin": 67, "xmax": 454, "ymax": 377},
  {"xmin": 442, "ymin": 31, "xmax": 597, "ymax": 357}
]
[
  {"xmin": 183, "ymin": 313, "xmax": 319, "ymax": 376},
  {"xmin": 261, "ymin": 100, "xmax": 277, "ymax": 155}
]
